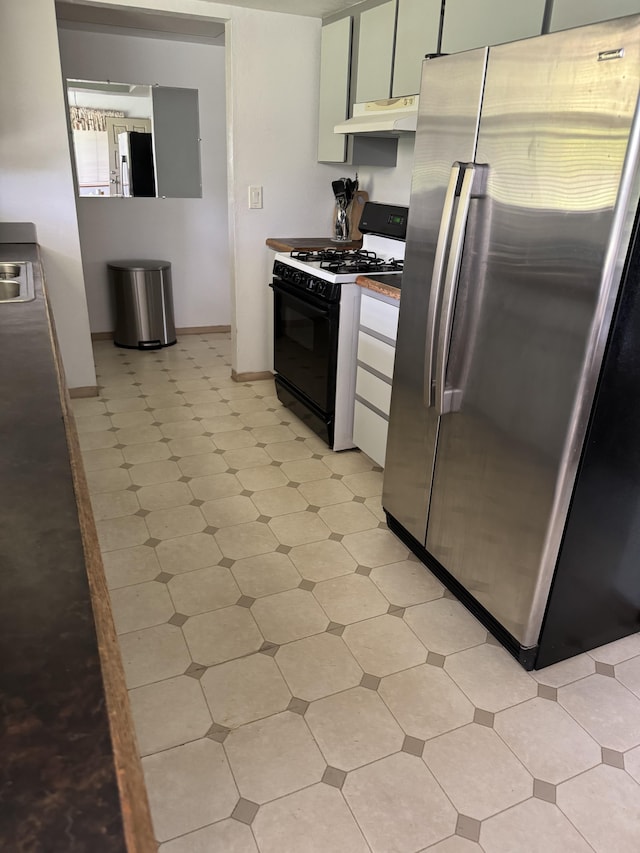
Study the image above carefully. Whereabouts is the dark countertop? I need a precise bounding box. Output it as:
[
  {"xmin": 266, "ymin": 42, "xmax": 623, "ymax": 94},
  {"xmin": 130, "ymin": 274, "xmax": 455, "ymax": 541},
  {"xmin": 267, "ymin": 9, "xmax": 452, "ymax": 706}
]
[
  {"xmin": 0, "ymin": 244, "xmax": 154, "ymax": 851},
  {"xmin": 266, "ymin": 237, "xmax": 363, "ymax": 252},
  {"xmin": 356, "ymin": 272, "xmax": 402, "ymax": 300}
]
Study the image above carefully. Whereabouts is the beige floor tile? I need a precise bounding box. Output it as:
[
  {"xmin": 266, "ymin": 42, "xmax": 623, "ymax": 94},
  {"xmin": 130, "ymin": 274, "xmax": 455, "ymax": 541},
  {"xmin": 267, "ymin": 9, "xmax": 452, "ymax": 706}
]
[
  {"xmin": 201, "ymin": 653, "xmax": 291, "ymax": 728},
  {"xmin": 129, "ymin": 675, "xmax": 212, "ymax": 756},
  {"xmin": 75, "ymin": 414, "xmax": 112, "ymax": 433},
  {"xmin": 626, "ymin": 744, "xmax": 640, "ymax": 784},
  {"xmin": 142, "ymin": 739, "xmax": 238, "ymax": 842},
  {"xmin": 342, "ymin": 528, "xmax": 410, "ymax": 567},
  {"xmin": 313, "ymin": 574, "xmax": 389, "ymax": 625},
  {"xmin": 201, "ymin": 495, "xmax": 259, "ymax": 528},
  {"xmin": 588, "ymin": 633, "xmax": 640, "ymax": 665},
  {"xmin": 167, "ymin": 435, "xmax": 217, "ymax": 458},
  {"xmin": 275, "ymin": 632, "xmax": 363, "ymax": 701},
  {"xmin": 116, "ymin": 425, "xmax": 164, "ymax": 446},
  {"xmin": 280, "ymin": 458, "xmax": 332, "ymax": 483},
  {"xmin": 236, "ymin": 465, "xmax": 288, "ymax": 492},
  {"xmin": 231, "ymin": 552, "xmax": 301, "ymax": 598},
  {"xmin": 96, "ymin": 515, "xmax": 150, "ymax": 552},
  {"xmin": 444, "ymin": 644, "xmax": 538, "ymax": 712},
  {"xmin": 215, "ymin": 521, "xmax": 279, "ymax": 560},
  {"xmin": 122, "ymin": 442, "xmax": 172, "ymax": 465},
  {"xmin": 250, "ymin": 424, "xmax": 296, "ymax": 445},
  {"xmin": 180, "ymin": 390, "xmax": 224, "ymax": 407},
  {"xmin": 72, "ymin": 398, "xmax": 107, "ymax": 417},
  {"xmin": 557, "ymin": 765, "xmax": 640, "ymax": 853},
  {"xmin": 323, "ymin": 451, "xmax": 374, "ymax": 476},
  {"xmin": 78, "ymin": 430, "xmax": 118, "ymax": 452},
  {"xmin": 119, "ymin": 623, "xmax": 191, "ymax": 689},
  {"xmin": 297, "ymin": 478, "xmax": 354, "ymax": 507},
  {"xmin": 177, "ymin": 453, "xmax": 228, "ymax": 478},
  {"xmin": 265, "ymin": 440, "xmax": 313, "ymax": 463},
  {"xmin": 211, "ymin": 430, "xmax": 257, "ymax": 451},
  {"xmin": 616, "ymin": 655, "xmax": 640, "ymax": 698},
  {"xmin": 189, "ymin": 473, "xmax": 242, "ymax": 502},
  {"xmin": 289, "ymin": 539, "xmax": 357, "ymax": 582},
  {"xmin": 129, "ymin": 460, "xmax": 182, "ymax": 487},
  {"xmin": 145, "ymin": 393, "xmax": 187, "ymax": 410},
  {"xmin": 152, "ymin": 406, "xmax": 196, "ymax": 424},
  {"xmin": 404, "ymin": 599, "xmax": 487, "ymax": 656},
  {"xmin": 251, "ymin": 588, "xmax": 329, "ymax": 644},
  {"xmin": 558, "ymin": 674, "xmax": 640, "ymax": 751},
  {"xmin": 421, "ymin": 839, "xmax": 483, "ymax": 853},
  {"xmin": 219, "ymin": 385, "xmax": 257, "ymax": 400},
  {"xmin": 110, "ymin": 582, "xmax": 174, "ymax": 634},
  {"xmin": 422, "ymin": 724, "xmax": 532, "ymax": 820},
  {"xmin": 83, "ymin": 447, "xmax": 125, "ymax": 473},
  {"xmin": 364, "ymin": 496, "xmax": 386, "ymax": 522},
  {"xmin": 182, "ymin": 606, "xmax": 263, "ymax": 665},
  {"xmin": 343, "ymin": 615, "xmax": 427, "ymax": 677},
  {"xmin": 250, "ymin": 486, "xmax": 308, "ymax": 517},
  {"xmin": 253, "ymin": 783, "xmax": 369, "ymax": 853},
  {"xmin": 268, "ymin": 512, "xmax": 330, "ymax": 547},
  {"xmin": 90, "ymin": 489, "xmax": 140, "ymax": 521},
  {"xmin": 158, "ymin": 820, "xmax": 258, "ymax": 853},
  {"xmin": 110, "ymin": 410, "xmax": 154, "ymax": 429},
  {"xmin": 222, "ymin": 446, "xmax": 272, "ymax": 470},
  {"xmin": 370, "ymin": 561, "xmax": 444, "ymax": 607},
  {"xmin": 168, "ymin": 566, "xmax": 240, "ymax": 615},
  {"xmin": 135, "ymin": 482, "xmax": 193, "ymax": 512},
  {"xmin": 145, "ymin": 505, "xmax": 206, "ymax": 541},
  {"xmin": 480, "ymin": 798, "xmax": 593, "ymax": 853},
  {"xmin": 100, "ymin": 383, "xmax": 141, "ymax": 400},
  {"xmin": 238, "ymin": 410, "xmax": 282, "ymax": 428},
  {"xmin": 494, "ymin": 697, "xmax": 601, "ymax": 784},
  {"xmin": 341, "ymin": 470, "xmax": 383, "ymax": 498},
  {"xmin": 160, "ymin": 421, "xmax": 206, "ymax": 440},
  {"xmin": 531, "ymin": 653, "xmax": 595, "ymax": 687},
  {"xmin": 228, "ymin": 398, "xmax": 271, "ymax": 414},
  {"xmin": 102, "ymin": 545, "xmax": 161, "ymax": 589},
  {"xmin": 201, "ymin": 415, "xmax": 245, "ymax": 434},
  {"xmin": 318, "ymin": 502, "xmax": 379, "ymax": 535},
  {"xmin": 343, "ymin": 752, "xmax": 457, "ymax": 852},
  {"xmin": 306, "ymin": 686, "xmax": 404, "ymax": 770},
  {"xmin": 156, "ymin": 532, "xmax": 223, "ymax": 574},
  {"xmin": 224, "ymin": 711, "xmax": 325, "ymax": 804},
  {"xmin": 104, "ymin": 396, "xmax": 148, "ymax": 414},
  {"xmin": 379, "ymin": 664, "xmax": 475, "ymax": 741}
]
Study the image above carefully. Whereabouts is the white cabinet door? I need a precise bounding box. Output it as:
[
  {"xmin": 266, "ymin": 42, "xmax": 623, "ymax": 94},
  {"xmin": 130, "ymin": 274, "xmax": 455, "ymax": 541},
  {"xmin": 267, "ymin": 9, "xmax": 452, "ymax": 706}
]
[
  {"xmin": 441, "ymin": 0, "xmax": 545, "ymax": 54},
  {"xmin": 392, "ymin": 0, "xmax": 441, "ymax": 97},
  {"xmin": 355, "ymin": 1, "xmax": 396, "ymax": 103},
  {"xmin": 318, "ymin": 17, "xmax": 352, "ymax": 163},
  {"xmin": 550, "ymin": 0, "xmax": 640, "ymax": 31}
]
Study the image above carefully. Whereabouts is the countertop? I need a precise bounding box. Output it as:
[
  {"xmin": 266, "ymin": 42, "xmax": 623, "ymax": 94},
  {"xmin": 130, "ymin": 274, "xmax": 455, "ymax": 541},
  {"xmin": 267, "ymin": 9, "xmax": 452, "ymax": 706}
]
[
  {"xmin": 0, "ymin": 244, "xmax": 155, "ymax": 852},
  {"xmin": 356, "ymin": 272, "xmax": 402, "ymax": 300},
  {"xmin": 266, "ymin": 237, "xmax": 363, "ymax": 252}
]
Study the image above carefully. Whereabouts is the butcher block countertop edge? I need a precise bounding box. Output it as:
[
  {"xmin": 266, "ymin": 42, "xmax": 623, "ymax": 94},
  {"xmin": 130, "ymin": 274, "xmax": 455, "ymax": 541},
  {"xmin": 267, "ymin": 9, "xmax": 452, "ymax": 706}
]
[
  {"xmin": 356, "ymin": 273, "xmax": 401, "ymax": 300},
  {"xmin": 266, "ymin": 237, "xmax": 363, "ymax": 252}
]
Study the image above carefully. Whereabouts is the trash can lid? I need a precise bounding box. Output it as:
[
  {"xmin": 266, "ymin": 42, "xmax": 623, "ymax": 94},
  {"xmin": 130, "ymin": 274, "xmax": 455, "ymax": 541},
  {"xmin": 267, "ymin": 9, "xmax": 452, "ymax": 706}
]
[{"xmin": 107, "ymin": 259, "xmax": 171, "ymax": 271}]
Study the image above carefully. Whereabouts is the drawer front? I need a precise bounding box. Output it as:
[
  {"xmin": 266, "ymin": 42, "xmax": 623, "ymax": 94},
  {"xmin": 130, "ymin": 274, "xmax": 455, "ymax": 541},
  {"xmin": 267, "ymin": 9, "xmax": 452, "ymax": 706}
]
[
  {"xmin": 357, "ymin": 330, "xmax": 396, "ymax": 381},
  {"xmin": 353, "ymin": 400, "xmax": 389, "ymax": 467},
  {"xmin": 356, "ymin": 366, "xmax": 392, "ymax": 415},
  {"xmin": 360, "ymin": 294, "xmax": 399, "ymax": 342}
]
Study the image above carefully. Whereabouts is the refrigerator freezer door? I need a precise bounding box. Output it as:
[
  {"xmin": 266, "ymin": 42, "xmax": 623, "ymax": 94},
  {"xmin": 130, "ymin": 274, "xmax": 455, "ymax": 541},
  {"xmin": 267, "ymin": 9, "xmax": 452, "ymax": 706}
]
[
  {"xmin": 425, "ymin": 18, "xmax": 640, "ymax": 646},
  {"xmin": 382, "ymin": 49, "xmax": 488, "ymax": 544}
]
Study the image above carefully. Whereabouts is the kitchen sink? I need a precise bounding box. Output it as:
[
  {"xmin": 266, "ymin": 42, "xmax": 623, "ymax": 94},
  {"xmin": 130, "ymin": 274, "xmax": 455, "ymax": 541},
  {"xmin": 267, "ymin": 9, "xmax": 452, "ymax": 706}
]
[{"xmin": 0, "ymin": 261, "xmax": 35, "ymax": 303}]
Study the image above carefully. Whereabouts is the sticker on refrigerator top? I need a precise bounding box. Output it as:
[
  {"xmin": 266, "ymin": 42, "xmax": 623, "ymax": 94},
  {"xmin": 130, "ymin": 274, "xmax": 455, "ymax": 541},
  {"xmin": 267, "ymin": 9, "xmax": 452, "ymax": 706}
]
[{"xmin": 598, "ymin": 48, "xmax": 625, "ymax": 61}]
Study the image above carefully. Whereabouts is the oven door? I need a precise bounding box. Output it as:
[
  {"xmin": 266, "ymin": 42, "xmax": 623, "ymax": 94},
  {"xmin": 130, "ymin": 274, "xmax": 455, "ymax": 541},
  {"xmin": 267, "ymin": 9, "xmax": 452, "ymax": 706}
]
[{"xmin": 271, "ymin": 277, "xmax": 339, "ymax": 416}]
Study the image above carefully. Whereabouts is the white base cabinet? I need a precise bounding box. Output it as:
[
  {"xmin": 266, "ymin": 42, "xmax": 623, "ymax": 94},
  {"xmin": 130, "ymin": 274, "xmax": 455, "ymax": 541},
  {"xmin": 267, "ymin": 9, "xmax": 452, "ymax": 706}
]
[{"xmin": 353, "ymin": 291, "xmax": 399, "ymax": 467}]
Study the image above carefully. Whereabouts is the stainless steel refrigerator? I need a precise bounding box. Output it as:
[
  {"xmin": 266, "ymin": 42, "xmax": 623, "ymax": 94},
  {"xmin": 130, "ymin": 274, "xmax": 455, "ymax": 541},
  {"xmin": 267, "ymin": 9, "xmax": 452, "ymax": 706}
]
[{"xmin": 383, "ymin": 15, "xmax": 640, "ymax": 669}]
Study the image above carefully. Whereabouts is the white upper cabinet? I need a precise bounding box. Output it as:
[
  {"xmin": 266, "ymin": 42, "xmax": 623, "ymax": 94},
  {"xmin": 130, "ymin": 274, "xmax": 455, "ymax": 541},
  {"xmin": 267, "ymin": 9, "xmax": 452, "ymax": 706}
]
[
  {"xmin": 318, "ymin": 17, "xmax": 352, "ymax": 163},
  {"xmin": 355, "ymin": 1, "xmax": 396, "ymax": 103},
  {"xmin": 392, "ymin": 0, "xmax": 441, "ymax": 96},
  {"xmin": 550, "ymin": 0, "xmax": 640, "ymax": 31},
  {"xmin": 441, "ymin": 0, "xmax": 546, "ymax": 54}
]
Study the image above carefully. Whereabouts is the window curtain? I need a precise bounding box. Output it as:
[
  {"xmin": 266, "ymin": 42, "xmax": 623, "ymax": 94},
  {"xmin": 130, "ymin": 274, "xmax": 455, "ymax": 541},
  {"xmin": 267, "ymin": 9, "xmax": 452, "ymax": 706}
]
[{"xmin": 69, "ymin": 106, "xmax": 125, "ymax": 132}]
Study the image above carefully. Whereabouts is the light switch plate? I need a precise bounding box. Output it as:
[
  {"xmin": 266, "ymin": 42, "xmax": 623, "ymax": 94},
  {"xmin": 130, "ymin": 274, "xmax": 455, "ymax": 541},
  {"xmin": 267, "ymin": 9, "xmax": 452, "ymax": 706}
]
[{"xmin": 249, "ymin": 185, "xmax": 263, "ymax": 209}]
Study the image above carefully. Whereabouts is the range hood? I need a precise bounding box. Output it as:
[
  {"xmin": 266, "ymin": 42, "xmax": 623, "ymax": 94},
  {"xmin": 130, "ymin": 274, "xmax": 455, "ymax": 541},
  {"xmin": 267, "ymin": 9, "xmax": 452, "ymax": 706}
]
[{"xmin": 334, "ymin": 95, "xmax": 419, "ymax": 136}]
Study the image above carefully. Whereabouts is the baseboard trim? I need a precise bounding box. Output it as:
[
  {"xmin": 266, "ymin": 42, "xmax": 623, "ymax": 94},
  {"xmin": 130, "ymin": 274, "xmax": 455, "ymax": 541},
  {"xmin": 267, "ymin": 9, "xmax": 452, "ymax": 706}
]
[
  {"xmin": 91, "ymin": 332, "xmax": 113, "ymax": 341},
  {"xmin": 231, "ymin": 369, "xmax": 274, "ymax": 383},
  {"xmin": 176, "ymin": 325, "xmax": 231, "ymax": 335},
  {"xmin": 69, "ymin": 386, "xmax": 99, "ymax": 398}
]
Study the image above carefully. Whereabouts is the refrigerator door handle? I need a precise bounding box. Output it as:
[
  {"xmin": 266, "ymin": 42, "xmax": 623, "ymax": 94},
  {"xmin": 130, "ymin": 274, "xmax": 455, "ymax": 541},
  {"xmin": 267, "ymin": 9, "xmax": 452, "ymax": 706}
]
[
  {"xmin": 435, "ymin": 164, "xmax": 477, "ymax": 416},
  {"xmin": 424, "ymin": 163, "xmax": 464, "ymax": 408}
]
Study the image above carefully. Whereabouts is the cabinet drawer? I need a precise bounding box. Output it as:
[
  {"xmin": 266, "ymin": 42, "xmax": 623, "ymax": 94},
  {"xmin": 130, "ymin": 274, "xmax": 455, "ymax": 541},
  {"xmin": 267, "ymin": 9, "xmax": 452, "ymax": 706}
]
[
  {"xmin": 360, "ymin": 295, "xmax": 399, "ymax": 342},
  {"xmin": 357, "ymin": 330, "xmax": 396, "ymax": 381},
  {"xmin": 353, "ymin": 400, "xmax": 389, "ymax": 468},
  {"xmin": 356, "ymin": 366, "xmax": 392, "ymax": 415}
]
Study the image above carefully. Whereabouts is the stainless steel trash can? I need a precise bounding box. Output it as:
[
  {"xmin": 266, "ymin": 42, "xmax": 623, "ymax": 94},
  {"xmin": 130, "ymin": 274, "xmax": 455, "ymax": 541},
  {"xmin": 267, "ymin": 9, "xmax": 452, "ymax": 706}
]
[{"xmin": 108, "ymin": 259, "xmax": 176, "ymax": 350}]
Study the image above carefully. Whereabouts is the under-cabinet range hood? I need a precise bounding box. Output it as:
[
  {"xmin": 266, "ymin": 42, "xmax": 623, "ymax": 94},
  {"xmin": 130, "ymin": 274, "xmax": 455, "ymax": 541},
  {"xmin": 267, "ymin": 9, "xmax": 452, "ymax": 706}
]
[{"xmin": 334, "ymin": 95, "xmax": 419, "ymax": 136}]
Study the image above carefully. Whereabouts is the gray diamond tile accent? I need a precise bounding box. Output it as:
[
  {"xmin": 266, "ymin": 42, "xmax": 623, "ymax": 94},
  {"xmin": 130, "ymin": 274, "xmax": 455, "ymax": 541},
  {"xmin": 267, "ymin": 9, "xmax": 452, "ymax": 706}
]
[
  {"xmin": 231, "ymin": 798, "xmax": 260, "ymax": 825},
  {"xmin": 190, "ymin": 499, "xmax": 205, "ymax": 507},
  {"xmin": 360, "ymin": 673, "xmax": 381, "ymax": 690},
  {"xmin": 257, "ymin": 515, "xmax": 270, "ymax": 523},
  {"xmin": 204, "ymin": 526, "xmax": 219, "ymax": 535},
  {"xmin": 168, "ymin": 613, "xmax": 188, "ymax": 627},
  {"xmin": 270, "ymin": 461, "xmax": 283, "ymax": 467},
  {"xmin": 287, "ymin": 481, "xmax": 300, "ymax": 489},
  {"xmin": 312, "ymin": 454, "xmax": 324, "ymax": 460},
  {"xmin": 169, "ymin": 455, "xmax": 181, "ymax": 462},
  {"xmin": 355, "ymin": 564, "xmax": 371, "ymax": 576},
  {"xmin": 114, "ymin": 443, "xmax": 126, "ymax": 450},
  {"xmin": 108, "ymin": 427, "xmax": 118, "ymax": 433},
  {"xmin": 595, "ymin": 661, "xmax": 616, "ymax": 677},
  {"xmin": 377, "ymin": 521, "xmax": 387, "ymax": 529},
  {"xmin": 295, "ymin": 436, "xmax": 306, "ymax": 442},
  {"xmin": 426, "ymin": 652, "xmax": 446, "ymax": 668},
  {"xmin": 178, "ymin": 475, "xmax": 191, "ymax": 483},
  {"xmin": 236, "ymin": 595, "xmax": 256, "ymax": 608},
  {"xmin": 326, "ymin": 622, "xmax": 346, "ymax": 636},
  {"xmin": 533, "ymin": 779, "xmax": 556, "ymax": 804},
  {"xmin": 241, "ymin": 489, "xmax": 253, "ymax": 497},
  {"xmin": 135, "ymin": 509, "xmax": 150, "ymax": 517},
  {"xmin": 276, "ymin": 544, "xmax": 292, "ymax": 554},
  {"xmin": 206, "ymin": 722, "xmax": 230, "ymax": 743},
  {"xmin": 259, "ymin": 641, "xmax": 280, "ymax": 657},
  {"xmin": 387, "ymin": 605, "xmax": 406, "ymax": 618},
  {"xmin": 160, "ymin": 437, "xmax": 171, "ymax": 443},
  {"xmin": 456, "ymin": 815, "xmax": 481, "ymax": 843},
  {"xmin": 473, "ymin": 708, "xmax": 495, "ymax": 728},
  {"xmin": 601, "ymin": 747, "xmax": 625, "ymax": 769},
  {"xmin": 442, "ymin": 588, "xmax": 457, "ymax": 600},
  {"xmin": 256, "ymin": 442, "xmax": 267, "ymax": 448},
  {"xmin": 144, "ymin": 538, "xmax": 161, "ymax": 548},
  {"xmin": 227, "ymin": 467, "xmax": 239, "ymax": 474},
  {"xmin": 307, "ymin": 505, "xmax": 320, "ymax": 513},
  {"xmin": 154, "ymin": 572, "xmax": 173, "ymax": 583},
  {"xmin": 352, "ymin": 495, "xmax": 366, "ymax": 504},
  {"xmin": 287, "ymin": 697, "xmax": 310, "ymax": 716},
  {"xmin": 127, "ymin": 485, "xmax": 141, "ymax": 492},
  {"xmin": 193, "ymin": 417, "xmax": 203, "ymax": 422},
  {"xmin": 298, "ymin": 579, "xmax": 316, "ymax": 591},
  {"xmin": 151, "ymin": 422, "xmax": 163, "ymax": 427},
  {"xmin": 219, "ymin": 557, "xmax": 234, "ymax": 568},
  {"xmin": 330, "ymin": 473, "xmax": 342, "ymax": 480},
  {"xmin": 402, "ymin": 735, "xmax": 425, "ymax": 757},
  {"xmin": 372, "ymin": 466, "xmax": 383, "ymax": 473},
  {"xmin": 120, "ymin": 463, "xmax": 133, "ymax": 470},
  {"xmin": 184, "ymin": 663, "xmax": 207, "ymax": 680},
  {"xmin": 322, "ymin": 766, "xmax": 347, "ymax": 789},
  {"xmin": 537, "ymin": 684, "xmax": 558, "ymax": 701}
]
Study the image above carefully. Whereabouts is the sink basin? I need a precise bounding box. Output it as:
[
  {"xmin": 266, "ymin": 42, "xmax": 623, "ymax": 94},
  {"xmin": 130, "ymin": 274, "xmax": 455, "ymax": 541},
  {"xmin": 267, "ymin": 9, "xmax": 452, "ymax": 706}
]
[{"xmin": 0, "ymin": 261, "xmax": 35, "ymax": 303}]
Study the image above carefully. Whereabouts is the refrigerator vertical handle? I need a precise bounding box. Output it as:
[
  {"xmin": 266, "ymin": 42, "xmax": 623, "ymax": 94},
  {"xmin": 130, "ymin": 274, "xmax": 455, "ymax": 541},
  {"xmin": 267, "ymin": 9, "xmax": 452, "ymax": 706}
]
[
  {"xmin": 424, "ymin": 163, "xmax": 463, "ymax": 408},
  {"xmin": 435, "ymin": 165, "xmax": 476, "ymax": 416}
]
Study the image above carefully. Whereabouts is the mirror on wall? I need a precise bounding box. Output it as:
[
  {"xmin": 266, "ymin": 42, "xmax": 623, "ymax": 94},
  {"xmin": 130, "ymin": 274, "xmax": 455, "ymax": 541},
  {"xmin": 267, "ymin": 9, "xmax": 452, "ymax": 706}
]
[{"xmin": 66, "ymin": 79, "xmax": 202, "ymax": 199}]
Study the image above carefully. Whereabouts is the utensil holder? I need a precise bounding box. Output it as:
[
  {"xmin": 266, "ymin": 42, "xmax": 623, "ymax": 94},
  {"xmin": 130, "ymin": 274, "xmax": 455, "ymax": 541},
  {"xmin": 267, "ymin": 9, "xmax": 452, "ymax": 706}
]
[{"xmin": 334, "ymin": 201, "xmax": 350, "ymax": 242}]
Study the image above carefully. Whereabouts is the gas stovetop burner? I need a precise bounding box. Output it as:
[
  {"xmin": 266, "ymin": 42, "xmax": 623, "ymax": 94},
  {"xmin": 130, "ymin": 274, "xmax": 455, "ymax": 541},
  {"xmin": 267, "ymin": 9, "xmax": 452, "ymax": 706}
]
[{"xmin": 320, "ymin": 254, "xmax": 404, "ymax": 275}]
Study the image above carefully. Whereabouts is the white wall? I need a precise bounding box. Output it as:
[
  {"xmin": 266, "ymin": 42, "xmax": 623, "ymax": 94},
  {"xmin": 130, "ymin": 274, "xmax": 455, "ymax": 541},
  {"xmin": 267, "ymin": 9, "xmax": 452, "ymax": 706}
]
[
  {"xmin": 58, "ymin": 29, "xmax": 230, "ymax": 334},
  {"xmin": 0, "ymin": 0, "xmax": 96, "ymax": 390},
  {"xmin": 356, "ymin": 136, "xmax": 416, "ymax": 208}
]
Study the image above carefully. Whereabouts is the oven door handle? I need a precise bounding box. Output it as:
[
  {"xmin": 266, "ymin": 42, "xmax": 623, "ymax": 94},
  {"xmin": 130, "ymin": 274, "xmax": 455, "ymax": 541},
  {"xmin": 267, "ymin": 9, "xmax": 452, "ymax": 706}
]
[{"xmin": 270, "ymin": 279, "xmax": 338, "ymax": 316}]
